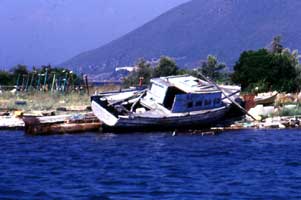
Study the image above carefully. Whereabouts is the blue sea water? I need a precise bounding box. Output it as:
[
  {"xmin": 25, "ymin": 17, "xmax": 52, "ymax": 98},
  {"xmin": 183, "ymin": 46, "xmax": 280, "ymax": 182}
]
[{"xmin": 0, "ymin": 130, "xmax": 301, "ymax": 200}]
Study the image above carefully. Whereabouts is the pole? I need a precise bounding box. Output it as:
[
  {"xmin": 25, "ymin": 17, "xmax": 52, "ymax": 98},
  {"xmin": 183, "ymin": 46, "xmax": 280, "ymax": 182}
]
[
  {"xmin": 29, "ymin": 72, "xmax": 35, "ymax": 91},
  {"xmin": 16, "ymin": 74, "xmax": 20, "ymax": 90},
  {"xmin": 66, "ymin": 71, "xmax": 72, "ymax": 92},
  {"xmin": 25, "ymin": 74, "xmax": 30, "ymax": 92},
  {"xmin": 57, "ymin": 78, "xmax": 61, "ymax": 91},
  {"xmin": 51, "ymin": 73, "xmax": 56, "ymax": 92},
  {"xmin": 37, "ymin": 74, "xmax": 41, "ymax": 91},
  {"xmin": 43, "ymin": 68, "xmax": 48, "ymax": 91},
  {"xmin": 21, "ymin": 74, "xmax": 26, "ymax": 91},
  {"xmin": 69, "ymin": 71, "xmax": 73, "ymax": 92},
  {"xmin": 84, "ymin": 75, "xmax": 90, "ymax": 95},
  {"xmin": 63, "ymin": 72, "xmax": 68, "ymax": 94}
]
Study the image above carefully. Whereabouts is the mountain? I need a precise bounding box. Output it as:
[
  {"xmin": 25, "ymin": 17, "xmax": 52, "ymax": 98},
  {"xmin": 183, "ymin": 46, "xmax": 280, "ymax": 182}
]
[{"xmin": 62, "ymin": 0, "xmax": 301, "ymax": 78}]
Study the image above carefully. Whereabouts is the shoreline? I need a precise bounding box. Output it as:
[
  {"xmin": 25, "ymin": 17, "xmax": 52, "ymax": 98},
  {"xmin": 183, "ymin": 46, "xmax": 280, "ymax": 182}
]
[
  {"xmin": 1, "ymin": 112, "xmax": 301, "ymax": 135},
  {"xmin": 1, "ymin": 90, "xmax": 301, "ymax": 135}
]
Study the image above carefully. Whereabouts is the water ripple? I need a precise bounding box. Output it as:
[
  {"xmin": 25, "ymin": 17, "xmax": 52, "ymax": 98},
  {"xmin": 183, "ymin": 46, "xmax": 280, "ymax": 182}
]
[{"xmin": 0, "ymin": 130, "xmax": 301, "ymax": 199}]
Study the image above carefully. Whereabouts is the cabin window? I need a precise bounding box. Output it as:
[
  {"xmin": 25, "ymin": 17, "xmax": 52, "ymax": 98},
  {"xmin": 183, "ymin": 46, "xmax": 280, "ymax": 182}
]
[
  {"xmin": 164, "ymin": 87, "xmax": 185, "ymax": 109},
  {"xmin": 196, "ymin": 100, "xmax": 203, "ymax": 107},
  {"xmin": 187, "ymin": 101, "xmax": 193, "ymax": 108},
  {"xmin": 204, "ymin": 99, "xmax": 212, "ymax": 106}
]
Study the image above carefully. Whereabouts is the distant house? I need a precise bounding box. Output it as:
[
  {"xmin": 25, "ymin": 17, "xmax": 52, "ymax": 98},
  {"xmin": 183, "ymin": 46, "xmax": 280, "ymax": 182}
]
[{"xmin": 115, "ymin": 66, "xmax": 138, "ymax": 73}]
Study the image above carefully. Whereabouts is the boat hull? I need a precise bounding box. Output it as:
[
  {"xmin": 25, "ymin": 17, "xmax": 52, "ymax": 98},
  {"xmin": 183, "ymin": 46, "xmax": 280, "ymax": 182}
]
[
  {"xmin": 116, "ymin": 109, "xmax": 227, "ymax": 132},
  {"xmin": 254, "ymin": 93, "xmax": 278, "ymax": 105},
  {"xmin": 92, "ymin": 99, "xmax": 228, "ymax": 132}
]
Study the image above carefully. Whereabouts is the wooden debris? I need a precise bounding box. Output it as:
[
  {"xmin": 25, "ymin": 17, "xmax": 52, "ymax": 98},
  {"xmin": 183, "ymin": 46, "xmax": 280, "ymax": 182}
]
[
  {"xmin": 0, "ymin": 111, "xmax": 10, "ymax": 116},
  {"xmin": 187, "ymin": 128, "xmax": 222, "ymax": 136},
  {"xmin": 65, "ymin": 105, "xmax": 90, "ymax": 112},
  {"xmin": 0, "ymin": 116, "xmax": 25, "ymax": 130},
  {"xmin": 56, "ymin": 106, "xmax": 90, "ymax": 112},
  {"xmin": 15, "ymin": 100, "xmax": 27, "ymax": 106},
  {"xmin": 23, "ymin": 112, "xmax": 101, "ymax": 135},
  {"xmin": 25, "ymin": 122, "xmax": 101, "ymax": 135},
  {"xmin": 22, "ymin": 110, "xmax": 56, "ymax": 117}
]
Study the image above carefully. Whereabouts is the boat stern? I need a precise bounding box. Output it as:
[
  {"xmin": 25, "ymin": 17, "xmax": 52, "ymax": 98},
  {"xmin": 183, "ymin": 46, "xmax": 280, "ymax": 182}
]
[{"xmin": 91, "ymin": 98, "xmax": 118, "ymax": 127}]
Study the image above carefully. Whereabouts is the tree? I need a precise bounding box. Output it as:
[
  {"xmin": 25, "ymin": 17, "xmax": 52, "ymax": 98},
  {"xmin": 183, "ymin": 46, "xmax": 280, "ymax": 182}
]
[
  {"xmin": 153, "ymin": 56, "xmax": 178, "ymax": 77},
  {"xmin": 269, "ymin": 35, "xmax": 283, "ymax": 54},
  {"xmin": 197, "ymin": 55, "xmax": 227, "ymax": 82},
  {"xmin": 8, "ymin": 64, "xmax": 29, "ymax": 87},
  {"xmin": 136, "ymin": 59, "xmax": 153, "ymax": 84},
  {"xmin": 232, "ymin": 48, "xmax": 298, "ymax": 92},
  {"xmin": 281, "ymin": 48, "xmax": 300, "ymax": 67},
  {"xmin": 281, "ymin": 48, "xmax": 301, "ymax": 90},
  {"xmin": 10, "ymin": 64, "xmax": 29, "ymax": 75},
  {"xmin": 123, "ymin": 59, "xmax": 153, "ymax": 87},
  {"xmin": 0, "ymin": 71, "xmax": 13, "ymax": 85}
]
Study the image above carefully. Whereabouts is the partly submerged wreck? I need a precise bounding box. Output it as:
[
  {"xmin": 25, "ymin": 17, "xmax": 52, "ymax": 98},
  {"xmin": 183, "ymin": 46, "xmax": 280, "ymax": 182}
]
[{"xmin": 91, "ymin": 75, "xmax": 241, "ymax": 131}]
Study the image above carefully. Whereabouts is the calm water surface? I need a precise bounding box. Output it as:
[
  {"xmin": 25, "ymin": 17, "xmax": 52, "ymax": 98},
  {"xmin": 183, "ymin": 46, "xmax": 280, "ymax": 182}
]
[{"xmin": 1, "ymin": 129, "xmax": 301, "ymax": 200}]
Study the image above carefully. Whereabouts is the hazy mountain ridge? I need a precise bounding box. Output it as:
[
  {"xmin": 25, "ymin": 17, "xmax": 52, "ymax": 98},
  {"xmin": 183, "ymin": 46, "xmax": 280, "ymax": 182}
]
[{"xmin": 62, "ymin": 0, "xmax": 301, "ymax": 78}]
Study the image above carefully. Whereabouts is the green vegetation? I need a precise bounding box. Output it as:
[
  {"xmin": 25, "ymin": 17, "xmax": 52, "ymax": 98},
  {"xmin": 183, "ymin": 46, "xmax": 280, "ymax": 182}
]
[
  {"xmin": 279, "ymin": 106, "xmax": 301, "ymax": 117},
  {"xmin": 123, "ymin": 37, "xmax": 300, "ymax": 93},
  {"xmin": 153, "ymin": 56, "xmax": 178, "ymax": 77},
  {"xmin": 123, "ymin": 56, "xmax": 181, "ymax": 87},
  {"xmin": 232, "ymin": 36, "xmax": 301, "ymax": 92},
  {"xmin": 0, "ymin": 71, "xmax": 12, "ymax": 86},
  {"xmin": 195, "ymin": 55, "xmax": 229, "ymax": 82},
  {"xmin": 2, "ymin": 37, "xmax": 301, "ymax": 96},
  {"xmin": 0, "ymin": 64, "xmax": 83, "ymax": 93},
  {"xmin": 123, "ymin": 55, "xmax": 228, "ymax": 86},
  {"xmin": 122, "ymin": 59, "xmax": 153, "ymax": 87}
]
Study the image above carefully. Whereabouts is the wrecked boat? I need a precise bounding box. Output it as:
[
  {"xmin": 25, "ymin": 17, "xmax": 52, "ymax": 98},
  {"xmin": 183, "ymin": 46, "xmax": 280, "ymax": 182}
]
[
  {"xmin": 254, "ymin": 91, "xmax": 278, "ymax": 105},
  {"xmin": 91, "ymin": 75, "xmax": 241, "ymax": 131}
]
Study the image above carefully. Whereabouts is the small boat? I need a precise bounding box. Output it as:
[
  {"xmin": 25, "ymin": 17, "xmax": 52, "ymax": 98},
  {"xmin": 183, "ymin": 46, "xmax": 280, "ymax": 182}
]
[
  {"xmin": 23, "ymin": 113, "xmax": 101, "ymax": 135},
  {"xmin": 91, "ymin": 75, "xmax": 240, "ymax": 132},
  {"xmin": 254, "ymin": 91, "xmax": 278, "ymax": 105}
]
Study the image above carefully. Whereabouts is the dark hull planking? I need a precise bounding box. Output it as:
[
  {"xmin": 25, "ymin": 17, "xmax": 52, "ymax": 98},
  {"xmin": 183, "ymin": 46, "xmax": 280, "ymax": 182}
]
[{"xmin": 102, "ymin": 106, "xmax": 228, "ymax": 133}]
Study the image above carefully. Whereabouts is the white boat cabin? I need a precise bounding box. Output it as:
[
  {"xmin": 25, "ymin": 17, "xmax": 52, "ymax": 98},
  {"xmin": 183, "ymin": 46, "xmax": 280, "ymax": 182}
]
[{"xmin": 148, "ymin": 75, "xmax": 223, "ymax": 113}]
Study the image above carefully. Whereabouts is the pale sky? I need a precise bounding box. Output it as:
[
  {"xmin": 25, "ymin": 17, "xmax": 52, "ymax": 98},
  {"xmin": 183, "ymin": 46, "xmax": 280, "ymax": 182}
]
[{"xmin": 0, "ymin": 0, "xmax": 189, "ymax": 69}]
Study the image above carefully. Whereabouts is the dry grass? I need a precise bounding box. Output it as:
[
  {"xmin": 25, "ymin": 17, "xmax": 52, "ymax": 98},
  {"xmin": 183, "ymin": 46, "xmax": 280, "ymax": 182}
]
[
  {"xmin": 0, "ymin": 91, "xmax": 90, "ymax": 111},
  {"xmin": 0, "ymin": 85, "xmax": 121, "ymax": 111}
]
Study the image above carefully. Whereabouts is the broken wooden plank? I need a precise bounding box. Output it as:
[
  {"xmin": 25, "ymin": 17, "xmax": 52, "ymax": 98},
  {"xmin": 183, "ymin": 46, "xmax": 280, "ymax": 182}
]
[{"xmin": 23, "ymin": 113, "xmax": 101, "ymax": 135}]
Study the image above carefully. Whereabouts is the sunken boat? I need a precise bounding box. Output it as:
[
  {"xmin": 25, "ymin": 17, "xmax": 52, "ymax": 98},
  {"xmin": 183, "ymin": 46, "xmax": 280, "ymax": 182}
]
[{"xmin": 91, "ymin": 75, "xmax": 240, "ymax": 132}]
